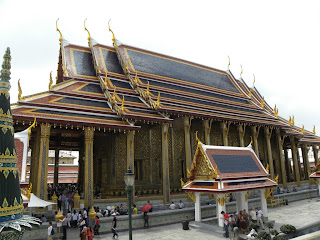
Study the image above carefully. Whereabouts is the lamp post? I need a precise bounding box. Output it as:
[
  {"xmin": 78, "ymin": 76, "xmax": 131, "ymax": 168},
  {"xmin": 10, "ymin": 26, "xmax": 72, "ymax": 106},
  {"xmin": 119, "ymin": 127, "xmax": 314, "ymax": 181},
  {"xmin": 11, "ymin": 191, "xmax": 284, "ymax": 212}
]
[{"xmin": 124, "ymin": 168, "xmax": 135, "ymax": 240}]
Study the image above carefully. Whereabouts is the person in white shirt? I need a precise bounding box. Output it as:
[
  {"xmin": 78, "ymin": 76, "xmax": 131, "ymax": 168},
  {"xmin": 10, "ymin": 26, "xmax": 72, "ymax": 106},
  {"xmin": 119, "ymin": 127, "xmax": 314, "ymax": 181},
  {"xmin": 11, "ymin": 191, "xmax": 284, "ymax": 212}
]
[
  {"xmin": 72, "ymin": 210, "xmax": 78, "ymax": 228},
  {"xmin": 256, "ymin": 207, "xmax": 265, "ymax": 230},
  {"xmin": 48, "ymin": 221, "xmax": 53, "ymax": 240},
  {"xmin": 169, "ymin": 202, "xmax": 176, "ymax": 210},
  {"xmin": 178, "ymin": 200, "xmax": 184, "ymax": 209},
  {"xmin": 66, "ymin": 211, "xmax": 72, "ymax": 228},
  {"xmin": 249, "ymin": 208, "xmax": 257, "ymax": 223}
]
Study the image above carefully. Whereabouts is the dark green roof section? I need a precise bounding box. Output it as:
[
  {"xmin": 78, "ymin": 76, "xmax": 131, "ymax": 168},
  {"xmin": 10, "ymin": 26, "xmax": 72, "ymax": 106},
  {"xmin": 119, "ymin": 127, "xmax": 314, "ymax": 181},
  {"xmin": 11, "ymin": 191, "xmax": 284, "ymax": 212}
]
[{"xmin": 127, "ymin": 49, "xmax": 240, "ymax": 93}]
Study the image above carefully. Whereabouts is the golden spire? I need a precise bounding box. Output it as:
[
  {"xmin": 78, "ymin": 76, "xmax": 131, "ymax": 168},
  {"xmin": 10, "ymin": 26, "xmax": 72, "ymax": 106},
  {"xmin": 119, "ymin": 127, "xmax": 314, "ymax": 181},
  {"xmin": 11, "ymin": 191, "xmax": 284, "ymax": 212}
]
[
  {"xmin": 195, "ymin": 131, "xmax": 200, "ymax": 143},
  {"xmin": 227, "ymin": 56, "xmax": 230, "ymax": 70},
  {"xmin": 120, "ymin": 95, "xmax": 125, "ymax": 113},
  {"xmin": 18, "ymin": 79, "xmax": 22, "ymax": 101},
  {"xmin": 84, "ymin": 18, "xmax": 91, "ymax": 42},
  {"xmin": 112, "ymin": 87, "xmax": 116, "ymax": 101},
  {"xmin": 49, "ymin": 71, "xmax": 53, "ymax": 89},
  {"xmin": 156, "ymin": 92, "xmax": 161, "ymax": 107},
  {"xmin": 301, "ymin": 125, "xmax": 305, "ymax": 134},
  {"xmin": 56, "ymin": 18, "xmax": 62, "ymax": 42},
  {"xmin": 260, "ymin": 96, "xmax": 265, "ymax": 109},
  {"xmin": 108, "ymin": 19, "xmax": 115, "ymax": 42},
  {"xmin": 274, "ymin": 105, "xmax": 279, "ymax": 117},
  {"xmin": 146, "ymin": 81, "xmax": 150, "ymax": 97},
  {"xmin": 240, "ymin": 65, "xmax": 243, "ymax": 78},
  {"xmin": 313, "ymin": 125, "xmax": 316, "ymax": 135},
  {"xmin": 253, "ymin": 74, "xmax": 256, "ymax": 87}
]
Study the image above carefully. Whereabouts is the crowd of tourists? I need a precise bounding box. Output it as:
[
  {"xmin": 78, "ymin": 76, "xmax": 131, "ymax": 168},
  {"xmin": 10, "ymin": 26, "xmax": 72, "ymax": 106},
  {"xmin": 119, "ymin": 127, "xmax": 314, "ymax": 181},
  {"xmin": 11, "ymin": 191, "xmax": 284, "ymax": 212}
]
[{"xmin": 221, "ymin": 207, "xmax": 265, "ymax": 238}]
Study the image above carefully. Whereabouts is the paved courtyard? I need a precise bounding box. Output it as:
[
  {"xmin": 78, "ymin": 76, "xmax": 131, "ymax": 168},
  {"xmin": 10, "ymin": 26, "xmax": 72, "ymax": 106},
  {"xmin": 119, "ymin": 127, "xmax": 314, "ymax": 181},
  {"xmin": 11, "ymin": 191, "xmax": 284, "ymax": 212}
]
[{"xmin": 40, "ymin": 198, "xmax": 320, "ymax": 240}]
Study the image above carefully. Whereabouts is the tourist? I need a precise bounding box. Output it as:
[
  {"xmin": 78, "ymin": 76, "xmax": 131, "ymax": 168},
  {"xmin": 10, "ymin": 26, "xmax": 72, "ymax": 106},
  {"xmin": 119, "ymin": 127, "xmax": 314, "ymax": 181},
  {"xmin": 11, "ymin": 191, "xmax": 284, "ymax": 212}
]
[
  {"xmin": 293, "ymin": 187, "xmax": 297, "ymax": 192},
  {"xmin": 229, "ymin": 213, "xmax": 236, "ymax": 230},
  {"xmin": 256, "ymin": 207, "xmax": 265, "ymax": 230},
  {"xmin": 42, "ymin": 214, "xmax": 47, "ymax": 223},
  {"xmin": 94, "ymin": 216, "xmax": 100, "ymax": 236},
  {"xmin": 60, "ymin": 215, "xmax": 67, "ymax": 240},
  {"xmin": 87, "ymin": 226, "xmax": 94, "ymax": 240},
  {"xmin": 178, "ymin": 200, "xmax": 184, "ymax": 209},
  {"xmin": 119, "ymin": 204, "xmax": 124, "ymax": 215},
  {"xmin": 66, "ymin": 210, "xmax": 71, "ymax": 227},
  {"xmin": 169, "ymin": 201, "xmax": 176, "ymax": 210},
  {"xmin": 112, "ymin": 213, "xmax": 119, "ymax": 238},
  {"xmin": 221, "ymin": 211, "xmax": 229, "ymax": 238},
  {"xmin": 143, "ymin": 211, "xmax": 149, "ymax": 228},
  {"xmin": 249, "ymin": 207, "xmax": 257, "ymax": 223},
  {"xmin": 132, "ymin": 204, "xmax": 138, "ymax": 214},
  {"xmin": 48, "ymin": 221, "xmax": 53, "ymax": 240},
  {"xmin": 103, "ymin": 209, "xmax": 109, "ymax": 217},
  {"xmin": 71, "ymin": 210, "xmax": 78, "ymax": 228},
  {"xmin": 79, "ymin": 226, "xmax": 87, "ymax": 240},
  {"xmin": 243, "ymin": 209, "xmax": 249, "ymax": 229},
  {"xmin": 286, "ymin": 188, "xmax": 290, "ymax": 193}
]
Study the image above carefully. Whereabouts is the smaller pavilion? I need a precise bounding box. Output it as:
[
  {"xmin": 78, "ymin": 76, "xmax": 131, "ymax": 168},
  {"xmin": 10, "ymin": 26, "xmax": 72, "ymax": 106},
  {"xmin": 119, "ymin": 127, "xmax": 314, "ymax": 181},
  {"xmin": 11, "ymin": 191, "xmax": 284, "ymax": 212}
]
[{"xmin": 181, "ymin": 137, "xmax": 277, "ymax": 227}]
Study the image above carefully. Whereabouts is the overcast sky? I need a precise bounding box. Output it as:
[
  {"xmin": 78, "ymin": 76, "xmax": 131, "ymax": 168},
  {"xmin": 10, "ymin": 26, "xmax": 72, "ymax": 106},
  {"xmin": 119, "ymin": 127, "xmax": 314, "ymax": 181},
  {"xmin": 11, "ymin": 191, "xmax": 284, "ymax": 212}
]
[{"xmin": 1, "ymin": 0, "xmax": 320, "ymax": 133}]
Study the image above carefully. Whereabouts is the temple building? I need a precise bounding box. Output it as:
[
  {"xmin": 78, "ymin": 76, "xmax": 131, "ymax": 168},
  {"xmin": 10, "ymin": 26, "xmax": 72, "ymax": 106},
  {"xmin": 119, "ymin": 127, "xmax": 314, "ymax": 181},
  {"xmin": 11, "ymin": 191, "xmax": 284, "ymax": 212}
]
[{"xmin": 10, "ymin": 21, "xmax": 320, "ymax": 208}]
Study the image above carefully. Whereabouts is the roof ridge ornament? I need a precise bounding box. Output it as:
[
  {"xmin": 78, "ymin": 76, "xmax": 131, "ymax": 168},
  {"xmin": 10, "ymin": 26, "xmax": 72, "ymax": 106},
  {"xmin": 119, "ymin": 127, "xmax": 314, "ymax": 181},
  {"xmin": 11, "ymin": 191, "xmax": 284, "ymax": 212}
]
[
  {"xmin": 274, "ymin": 105, "xmax": 279, "ymax": 118},
  {"xmin": 49, "ymin": 71, "xmax": 53, "ymax": 89},
  {"xmin": 84, "ymin": 18, "xmax": 91, "ymax": 42},
  {"xmin": 260, "ymin": 96, "xmax": 265, "ymax": 109},
  {"xmin": 240, "ymin": 65, "xmax": 243, "ymax": 78},
  {"xmin": 18, "ymin": 79, "xmax": 23, "ymax": 101},
  {"xmin": 313, "ymin": 125, "xmax": 316, "ymax": 135},
  {"xmin": 227, "ymin": 56, "xmax": 230, "ymax": 70},
  {"xmin": 56, "ymin": 18, "xmax": 62, "ymax": 43},
  {"xmin": 301, "ymin": 125, "xmax": 305, "ymax": 134},
  {"xmin": 108, "ymin": 19, "xmax": 116, "ymax": 43}
]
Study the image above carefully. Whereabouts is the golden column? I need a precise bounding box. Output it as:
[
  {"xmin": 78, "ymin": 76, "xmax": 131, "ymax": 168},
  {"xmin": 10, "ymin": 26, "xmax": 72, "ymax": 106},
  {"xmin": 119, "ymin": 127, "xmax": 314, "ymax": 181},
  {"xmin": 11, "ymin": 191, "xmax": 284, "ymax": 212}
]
[
  {"xmin": 221, "ymin": 122, "xmax": 229, "ymax": 146},
  {"xmin": 301, "ymin": 143, "xmax": 311, "ymax": 180},
  {"xmin": 237, "ymin": 123, "xmax": 246, "ymax": 147},
  {"xmin": 313, "ymin": 145, "xmax": 319, "ymax": 165},
  {"xmin": 203, "ymin": 119, "xmax": 212, "ymax": 145},
  {"xmin": 126, "ymin": 130, "xmax": 135, "ymax": 203},
  {"xmin": 251, "ymin": 125, "xmax": 260, "ymax": 158},
  {"xmin": 264, "ymin": 126, "xmax": 275, "ymax": 179},
  {"xmin": 276, "ymin": 128, "xmax": 287, "ymax": 188},
  {"xmin": 36, "ymin": 123, "xmax": 51, "ymax": 200},
  {"xmin": 84, "ymin": 126, "xmax": 94, "ymax": 208},
  {"xmin": 290, "ymin": 136, "xmax": 300, "ymax": 186},
  {"xmin": 184, "ymin": 117, "xmax": 192, "ymax": 170},
  {"xmin": 162, "ymin": 123, "xmax": 170, "ymax": 203}
]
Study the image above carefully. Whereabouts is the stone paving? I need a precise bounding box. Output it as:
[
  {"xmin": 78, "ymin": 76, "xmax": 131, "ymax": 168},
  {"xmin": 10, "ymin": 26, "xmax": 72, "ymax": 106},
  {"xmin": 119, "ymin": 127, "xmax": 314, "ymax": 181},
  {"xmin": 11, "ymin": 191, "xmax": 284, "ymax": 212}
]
[{"xmin": 43, "ymin": 198, "xmax": 320, "ymax": 240}]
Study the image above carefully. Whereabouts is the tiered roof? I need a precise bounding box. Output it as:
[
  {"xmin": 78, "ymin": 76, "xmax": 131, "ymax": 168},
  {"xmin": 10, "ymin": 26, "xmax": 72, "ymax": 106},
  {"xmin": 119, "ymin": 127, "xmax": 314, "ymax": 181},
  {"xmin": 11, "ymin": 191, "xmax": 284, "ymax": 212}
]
[{"xmin": 10, "ymin": 22, "xmax": 320, "ymax": 143}]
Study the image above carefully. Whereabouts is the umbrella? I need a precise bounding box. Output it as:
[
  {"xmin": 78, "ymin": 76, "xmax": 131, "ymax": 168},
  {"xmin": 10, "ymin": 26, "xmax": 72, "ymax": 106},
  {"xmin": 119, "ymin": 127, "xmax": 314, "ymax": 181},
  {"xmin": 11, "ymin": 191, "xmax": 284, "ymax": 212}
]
[
  {"xmin": 141, "ymin": 203, "xmax": 152, "ymax": 212},
  {"xmin": 27, "ymin": 193, "xmax": 56, "ymax": 208}
]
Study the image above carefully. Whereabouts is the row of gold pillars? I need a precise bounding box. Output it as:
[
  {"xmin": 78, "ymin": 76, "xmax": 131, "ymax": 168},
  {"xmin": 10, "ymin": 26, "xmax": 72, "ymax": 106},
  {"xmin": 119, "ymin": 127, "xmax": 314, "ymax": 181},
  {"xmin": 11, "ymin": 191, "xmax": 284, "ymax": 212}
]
[{"xmin": 31, "ymin": 119, "xmax": 316, "ymax": 207}]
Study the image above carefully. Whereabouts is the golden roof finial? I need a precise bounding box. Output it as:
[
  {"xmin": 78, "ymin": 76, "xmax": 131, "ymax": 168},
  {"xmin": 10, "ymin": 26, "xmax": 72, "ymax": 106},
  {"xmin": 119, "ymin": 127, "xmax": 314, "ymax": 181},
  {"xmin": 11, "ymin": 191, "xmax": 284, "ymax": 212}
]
[
  {"xmin": 227, "ymin": 56, "xmax": 230, "ymax": 70},
  {"xmin": 120, "ymin": 95, "xmax": 125, "ymax": 113},
  {"xmin": 313, "ymin": 125, "xmax": 316, "ymax": 135},
  {"xmin": 252, "ymin": 74, "xmax": 256, "ymax": 87},
  {"xmin": 108, "ymin": 19, "xmax": 115, "ymax": 42},
  {"xmin": 49, "ymin": 71, "xmax": 53, "ymax": 89},
  {"xmin": 18, "ymin": 79, "xmax": 22, "ymax": 101},
  {"xmin": 195, "ymin": 131, "xmax": 200, "ymax": 143},
  {"xmin": 261, "ymin": 96, "xmax": 265, "ymax": 109},
  {"xmin": 146, "ymin": 81, "xmax": 150, "ymax": 97},
  {"xmin": 274, "ymin": 105, "xmax": 278, "ymax": 118},
  {"xmin": 84, "ymin": 18, "xmax": 91, "ymax": 42},
  {"xmin": 292, "ymin": 115, "xmax": 295, "ymax": 125},
  {"xmin": 249, "ymin": 136, "xmax": 253, "ymax": 146},
  {"xmin": 240, "ymin": 65, "xmax": 243, "ymax": 78},
  {"xmin": 112, "ymin": 87, "xmax": 116, "ymax": 101},
  {"xmin": 301, "ymin": 125, "xmax": 305, "ymax": 134},
  {"xmin": 56, "ymin": 18, "xmax": 62, "ymax": 43},
  {"xmin": 289, "ymin": 116, "xmax": 292, "ymax": 126},
  {"xmin": 266, "ymin": 163, "xmax": 269, "ymax": 173},
  {"xmin": 156, "ymin": 92, "xmax": 161, "ymax": 107}
]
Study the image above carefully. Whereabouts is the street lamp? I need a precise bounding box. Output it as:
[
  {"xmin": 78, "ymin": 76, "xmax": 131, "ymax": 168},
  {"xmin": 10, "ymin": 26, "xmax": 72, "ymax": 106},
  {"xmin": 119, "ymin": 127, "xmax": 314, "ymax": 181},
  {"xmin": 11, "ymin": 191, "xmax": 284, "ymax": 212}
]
[{"xmin": 124, "ymin": 167, "xmax": 135, "ymax": 240}]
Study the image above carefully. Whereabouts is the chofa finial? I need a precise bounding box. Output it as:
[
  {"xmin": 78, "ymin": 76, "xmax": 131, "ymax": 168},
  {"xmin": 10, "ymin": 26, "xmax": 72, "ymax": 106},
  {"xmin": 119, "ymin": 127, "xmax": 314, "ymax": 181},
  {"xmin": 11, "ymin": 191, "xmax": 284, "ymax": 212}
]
[
  {"xmin": 56, "ymin": 18, "xmax": 62, "ymax": 43},
  {"xmin": 84, "ymin": 18, "xmax": 91, "ymax": 42},
  {"xmin": 313, "ymin": 125, "xmax": 316, "ymax": 135},
  {"xmin": 18, "ymin": 79, "xmax": 22, "ymax": 100},
  {"xmin": 49, "ymin": 71, "xmax": 53, "ymax": 89},
  {"xmin": 108, "ymin": 19, "xmax": 115, "ymax": 42},
  {"xmin": 227, "ymin": 56, "xmax": 230, "ymax": 70},
  {"xmin": 240, "ymin": 65, "xmax": 243, "ymax": 78}
]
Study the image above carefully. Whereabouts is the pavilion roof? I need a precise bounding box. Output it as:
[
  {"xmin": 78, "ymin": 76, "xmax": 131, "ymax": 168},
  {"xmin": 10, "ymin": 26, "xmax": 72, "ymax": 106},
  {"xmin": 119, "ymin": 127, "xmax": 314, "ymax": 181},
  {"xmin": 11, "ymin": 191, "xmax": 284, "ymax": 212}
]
[{"xmin": 182, "ymin": 141, "xmax": 277, "ymax": 193}]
